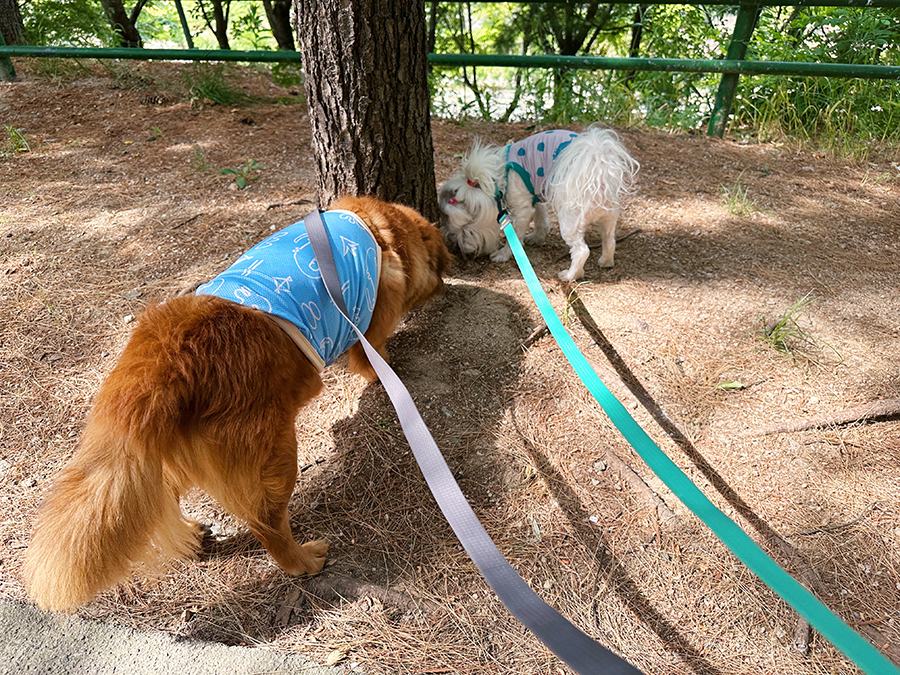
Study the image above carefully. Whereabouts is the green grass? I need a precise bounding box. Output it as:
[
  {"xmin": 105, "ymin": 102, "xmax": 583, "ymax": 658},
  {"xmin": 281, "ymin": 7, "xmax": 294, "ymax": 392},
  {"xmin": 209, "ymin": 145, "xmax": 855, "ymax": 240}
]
[
  {"xmin": 735, "ymin": 76, "xmax": 900, "ymax": 160},
  {"xmin": 2, "ymin": 126, "xmax": 30, "ymax": 157},
  {"xmin": 721, "ymin": 173, "xmax": 758, "ymax": 217},
  {"xmin": 182, "ymin": 64, "xmax": 251, "ymax": 107},
  {"xmin": 191, "ymin": 146, "xmax": 208, "ymax": 173},
  {"xmin": 756, "ymin": 293, "xmax": 842, "ymax": 367}
]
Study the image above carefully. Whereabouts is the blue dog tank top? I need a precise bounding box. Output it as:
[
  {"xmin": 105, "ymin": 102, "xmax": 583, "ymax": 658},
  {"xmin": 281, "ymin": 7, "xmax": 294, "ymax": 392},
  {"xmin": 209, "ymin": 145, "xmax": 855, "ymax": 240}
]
[{"xmin": 197, "ymin": 209, "xmax": 382, "ymax": 371}]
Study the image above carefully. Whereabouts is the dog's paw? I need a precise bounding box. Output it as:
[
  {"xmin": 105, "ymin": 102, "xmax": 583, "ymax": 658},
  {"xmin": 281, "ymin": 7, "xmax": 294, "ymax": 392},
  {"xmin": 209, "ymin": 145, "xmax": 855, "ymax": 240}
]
[
  {"xmin": 299, "ymin": 539, "xmax": 329, "ymax": 575},
  {"xmin": 490, "ymin": 246, "xmax": 512, "ymax": 263},
  {"xmin": 184, "ymin": 518, "xmax": 213, "ymax": 550},
  {"xmin": 558, "ymin": 268, "xmax": 584, "ymax": 282},
  {"xmin": 597, "ymin": 256, "xmax": 614, "ymax": 269},
  {"xmin": 523, "ymin": 231, "xmax": 547, "ymax": 245}
]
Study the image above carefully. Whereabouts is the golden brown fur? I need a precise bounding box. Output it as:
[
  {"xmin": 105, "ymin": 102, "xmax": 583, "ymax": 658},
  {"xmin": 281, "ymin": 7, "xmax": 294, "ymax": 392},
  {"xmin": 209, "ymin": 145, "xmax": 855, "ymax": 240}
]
[{"xmin": 23, "ymin": 196, "xmax": 452, "ymax": 612}]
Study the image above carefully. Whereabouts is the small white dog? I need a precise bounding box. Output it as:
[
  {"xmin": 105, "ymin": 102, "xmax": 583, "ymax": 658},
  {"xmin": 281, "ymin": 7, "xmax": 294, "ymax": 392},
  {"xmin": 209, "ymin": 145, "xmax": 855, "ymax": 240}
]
[{"xmin": 438, "ymin": 126, "xmax": 639, "ymax": 281}]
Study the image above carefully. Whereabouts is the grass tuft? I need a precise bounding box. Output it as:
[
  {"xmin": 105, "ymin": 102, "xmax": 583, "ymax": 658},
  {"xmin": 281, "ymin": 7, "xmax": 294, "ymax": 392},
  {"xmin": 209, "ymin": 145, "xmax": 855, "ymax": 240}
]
[
  {"xmin": 756, "ymin": 293, "xmax": 842, "ymax": 367},
  {"xmin": 721, "ymin": 173, "xmax": 758, "ymax": 217}
]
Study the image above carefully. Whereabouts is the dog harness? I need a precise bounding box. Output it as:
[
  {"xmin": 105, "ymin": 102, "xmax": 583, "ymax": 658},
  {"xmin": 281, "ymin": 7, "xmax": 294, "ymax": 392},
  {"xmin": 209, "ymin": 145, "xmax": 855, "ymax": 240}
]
[
  {"xmin": 504, "ymin": 130, "xmax": 580, "ymax": 205},
  {"xmin": 197, "ymin": 209, "xmax": 382, "ymax": 372}
]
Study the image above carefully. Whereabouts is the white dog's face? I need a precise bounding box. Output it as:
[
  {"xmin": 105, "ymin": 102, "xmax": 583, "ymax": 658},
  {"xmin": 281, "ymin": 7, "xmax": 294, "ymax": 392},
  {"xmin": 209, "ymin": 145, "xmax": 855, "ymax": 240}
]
[{"xmin": 438, "ymin": 176, "xmax": 502, "ymax": 257}]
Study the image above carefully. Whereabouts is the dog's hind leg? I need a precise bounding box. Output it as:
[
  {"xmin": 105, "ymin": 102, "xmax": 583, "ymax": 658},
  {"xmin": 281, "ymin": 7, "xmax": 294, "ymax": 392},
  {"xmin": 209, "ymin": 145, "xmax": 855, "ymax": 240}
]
[
  {"xmin": 557, "ymin": 208, "xmax": 590, "ymax": 281},
  {"xmin": 594, "ymin": 207, "xmax": 619, "ymax": 269},
  {"xmin": 524, "ymin": 202, "xmax": 551, "ymax": 245},
  {"xmin": 246, "ymin": 435, "xmax": 328, "ymax": 576},
  {"xmin": 199, "ymin": 427, "xmax": 328, "ymax": 576}
]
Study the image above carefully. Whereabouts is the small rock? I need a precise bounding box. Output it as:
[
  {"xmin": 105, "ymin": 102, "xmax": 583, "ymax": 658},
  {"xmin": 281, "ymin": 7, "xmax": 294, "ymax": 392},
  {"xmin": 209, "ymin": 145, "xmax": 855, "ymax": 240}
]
[{"xmin": 123, "ymin": 314, "xmax": 135, "ymax": 324}]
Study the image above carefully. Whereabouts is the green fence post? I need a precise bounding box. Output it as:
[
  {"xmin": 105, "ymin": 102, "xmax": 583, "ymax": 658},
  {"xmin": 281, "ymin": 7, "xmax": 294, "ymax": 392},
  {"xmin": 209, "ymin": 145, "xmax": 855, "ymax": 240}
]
[
  {"xmin": 707, "ymin": 4, "xmax": 762, "ymax": 137},
  {"xmin": 0, "ymin": 31, "xmax": 16, "ymax": 82},
  {"xmin": 174, "ymin": 0, "xmax": 195, "ymax": 49}
]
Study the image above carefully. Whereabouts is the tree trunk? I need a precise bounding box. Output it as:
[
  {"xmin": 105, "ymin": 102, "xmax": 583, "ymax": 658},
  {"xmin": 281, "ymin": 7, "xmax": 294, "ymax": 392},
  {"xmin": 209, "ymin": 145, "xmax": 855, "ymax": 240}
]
[
  {"xmin": 210, "ymin": 0, "xmax": 230, "ymax": 50},
  {"xmin": 98, "ymin": 0, "xmax": 144, "ymax": 48},
  {"xmin": 295, "ymin": 0, "xmax": 439, "ymax": 221},
  {"xmin": 0, "ymin": 0, "xmax": 26, "ymax": 46},
  {"xmin": 262, "ymin": 0, "xmax": 294, "ymax": 50},
  {"xmin": 625, "ymin": 5, "xmax": 649, "ymax": 88}
]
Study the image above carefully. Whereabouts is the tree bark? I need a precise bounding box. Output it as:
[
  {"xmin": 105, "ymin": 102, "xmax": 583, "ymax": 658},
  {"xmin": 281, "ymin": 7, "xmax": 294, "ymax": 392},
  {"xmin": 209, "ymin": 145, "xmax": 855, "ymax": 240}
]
[
  {"xmin": 98, "ymin": 0, "xmax": 144, "ymax": 48},
  {"xmin": 209, "ymin": 0, "xmax": 230, "ymax": 50},
  {"xmin": 195, "ymin": 0, "xmax": 231, "ymax": 50},
  {"xmin": 263, "ymin": 0, "xmax": 294, "ymax": 51},
  {"xmin": 0, "ymin": 0, "xmax": 26, "ymax": 46},
  {"xmin": 625, "ymin": 5, "xmax": 649, "ymax": 87},
  {"xmin": 295, "ymin": 0, "xmax": 439, "ymax": 221}
]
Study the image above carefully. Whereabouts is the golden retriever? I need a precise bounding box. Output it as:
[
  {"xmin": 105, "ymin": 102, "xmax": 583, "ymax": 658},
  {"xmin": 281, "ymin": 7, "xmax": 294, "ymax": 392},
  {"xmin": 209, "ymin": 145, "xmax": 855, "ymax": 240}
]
[{"xmin": 23, "ymin": 195, "xmax": 451, "ymax": 612}]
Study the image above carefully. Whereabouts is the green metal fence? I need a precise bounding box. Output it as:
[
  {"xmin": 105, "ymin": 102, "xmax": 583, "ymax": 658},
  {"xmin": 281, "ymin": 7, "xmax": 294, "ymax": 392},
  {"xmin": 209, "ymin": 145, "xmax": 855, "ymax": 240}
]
[{"xmin": 1, "ymin": 1, "xmax": 899, "ymax": 136}]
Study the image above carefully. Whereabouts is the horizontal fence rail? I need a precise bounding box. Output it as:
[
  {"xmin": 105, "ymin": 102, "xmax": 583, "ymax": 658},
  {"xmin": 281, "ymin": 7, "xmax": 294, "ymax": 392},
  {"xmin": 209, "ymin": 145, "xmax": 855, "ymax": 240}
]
[
  {"xmin": 0, "ymin": 45, "xmax": 305, "ymax": 63},
  {"xmin": 4, "ymin": 46, "xmax": 898, "ymax": 79},
  {"xmin": 428, "ymin": 53, "xmax": 900, "ymax": 80}
]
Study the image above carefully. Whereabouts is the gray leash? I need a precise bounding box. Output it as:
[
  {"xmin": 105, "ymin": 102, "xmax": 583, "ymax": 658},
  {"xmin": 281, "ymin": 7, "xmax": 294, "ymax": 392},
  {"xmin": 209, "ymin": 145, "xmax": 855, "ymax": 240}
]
[{"xmin": 304, "ymin": 209, "xmax": 643, "ymax": 675}]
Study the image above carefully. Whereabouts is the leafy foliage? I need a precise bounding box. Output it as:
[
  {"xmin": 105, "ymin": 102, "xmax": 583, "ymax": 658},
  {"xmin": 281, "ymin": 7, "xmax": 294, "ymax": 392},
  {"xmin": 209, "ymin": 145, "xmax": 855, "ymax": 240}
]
[
  {"xmin": 15, "ymin": 1, "xmax": 900, "ymax": 153},
  {"xmin": 427, "ymin": 3, "xmax": 900, "ymax": 153},
  {"xmin": 219, "ymin": 159, "xmax": 265, "ymax": 189},
  {"xmin": 732, "ymin": 7, "xmax": 900, "ymax": 151},
  {"xmin": 19, "ymin": 0, "xmax": 112, "ymax": 46}
]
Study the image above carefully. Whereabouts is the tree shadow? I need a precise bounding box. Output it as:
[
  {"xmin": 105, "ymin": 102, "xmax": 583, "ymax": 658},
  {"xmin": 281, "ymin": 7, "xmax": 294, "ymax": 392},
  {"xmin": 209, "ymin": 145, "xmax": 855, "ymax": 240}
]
[{"xmin": 182, "ymin": 281, "xmax": 724, "ymax": 672}]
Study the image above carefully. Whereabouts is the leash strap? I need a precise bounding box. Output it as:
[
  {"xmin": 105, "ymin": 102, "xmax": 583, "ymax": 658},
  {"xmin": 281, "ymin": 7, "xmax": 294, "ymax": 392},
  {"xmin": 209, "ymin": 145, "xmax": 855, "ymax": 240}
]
[
  {"xmin": 304, "ymin": 208, "xmax": 643, "ymax": 675},
  {"xmin": 501, "ymin": 218, "xmax": 899, "ymax": 675}
]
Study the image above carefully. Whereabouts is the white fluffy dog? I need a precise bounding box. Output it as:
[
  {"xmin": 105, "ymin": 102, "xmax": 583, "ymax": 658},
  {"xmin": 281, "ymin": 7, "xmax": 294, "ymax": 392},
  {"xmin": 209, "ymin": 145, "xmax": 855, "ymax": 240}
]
[{"xmin": 438, "ymin": 126, "xmax": 639, "ymax": 281}]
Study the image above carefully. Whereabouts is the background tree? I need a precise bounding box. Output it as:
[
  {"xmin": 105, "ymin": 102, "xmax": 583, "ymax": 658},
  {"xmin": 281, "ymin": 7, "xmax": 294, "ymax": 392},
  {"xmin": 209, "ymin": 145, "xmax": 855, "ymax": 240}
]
[
  {"xmin": 524, "ymin": 1, "xmax": 632, "ymax": 121},
  {"xmin": 295, "ymin": 0, "xmax": 438, "ymax": 220},
  {"xmin": 262, "ymin": 0, "xmax": 294, "ymax": 51},
  {"xmin": 0, "ymin": 0, "xmax": 26, "ymax": 46},
  {"xmin": 98, "ymin": 0, "xmax": 145, "ymax": 47},
  {"xmin": 0, "ymin": 0, "xmax": 23, "ymax": 81},
  {"xmin": 194, "ymin": 0, "xmax": 231, "ymax": 50}
]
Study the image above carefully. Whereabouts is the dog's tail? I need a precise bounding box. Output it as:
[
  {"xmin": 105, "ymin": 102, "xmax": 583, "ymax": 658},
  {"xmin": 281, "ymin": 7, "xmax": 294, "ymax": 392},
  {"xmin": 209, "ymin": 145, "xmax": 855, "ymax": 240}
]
[
  {"xmin": 546, "ymin": 126, "xmax": 639, "ymax": 215},
  {"xmin": 23, "ymin": 312, "xmax": 200, "ymax": 612}
]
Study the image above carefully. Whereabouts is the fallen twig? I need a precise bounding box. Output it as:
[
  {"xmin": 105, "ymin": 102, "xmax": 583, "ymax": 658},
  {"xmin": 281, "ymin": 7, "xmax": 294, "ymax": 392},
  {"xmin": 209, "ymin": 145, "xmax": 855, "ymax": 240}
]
[
  {"xmin": 176, "ymin": 281, "xmax": 202, "ymax": 297},
  {"xmin": 518, "ymin": 323, "xmax": 548, "ymax": 352},
  {"xmin": 791, "ymin": 503, "xmax": 877, "ymax": 538},
  {"xmin": 266, "ymin": 198, "xmax": 315, "ymax": 211},
  {"xmin": 603, "ymin": 450, "xmax": 679, "ymax": 531},
  {"xmin": 753, "ymin": 398, "xmax": 900, "ymax": 436}
]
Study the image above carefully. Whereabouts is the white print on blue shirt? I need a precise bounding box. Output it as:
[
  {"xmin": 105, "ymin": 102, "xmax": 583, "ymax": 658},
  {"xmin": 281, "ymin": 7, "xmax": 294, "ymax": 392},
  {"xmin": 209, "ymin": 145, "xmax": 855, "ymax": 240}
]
[{"xmin": 197, "ymin": 210, "xmax": 380, "ymax": 368}]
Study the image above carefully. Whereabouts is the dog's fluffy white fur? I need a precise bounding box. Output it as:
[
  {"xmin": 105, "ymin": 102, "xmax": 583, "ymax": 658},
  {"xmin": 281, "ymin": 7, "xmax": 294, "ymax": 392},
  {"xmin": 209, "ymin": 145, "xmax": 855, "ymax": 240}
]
[{"xmin": 438, "ymin": 126, "xmax": 639, "ymax": 281}]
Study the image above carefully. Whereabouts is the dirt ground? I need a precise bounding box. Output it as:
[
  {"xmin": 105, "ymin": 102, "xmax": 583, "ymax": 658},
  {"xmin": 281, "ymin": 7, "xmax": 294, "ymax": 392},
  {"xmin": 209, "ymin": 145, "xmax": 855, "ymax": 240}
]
[{"xmin": 1, "ymin": 61, "xmax": 898, "ymax": 674}]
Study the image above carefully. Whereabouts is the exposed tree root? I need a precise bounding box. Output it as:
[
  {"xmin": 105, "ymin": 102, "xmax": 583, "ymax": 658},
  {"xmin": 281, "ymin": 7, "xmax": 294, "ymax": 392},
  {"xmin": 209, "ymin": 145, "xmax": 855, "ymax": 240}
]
[{"xmin": 753, "ymin": 398, "xmax": 900, "ymax": 436}]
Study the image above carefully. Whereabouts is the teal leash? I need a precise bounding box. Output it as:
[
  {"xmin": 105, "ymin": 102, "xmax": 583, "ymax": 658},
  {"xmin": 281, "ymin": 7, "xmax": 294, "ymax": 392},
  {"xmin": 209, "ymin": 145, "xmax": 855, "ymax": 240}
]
[{"xmin": 502, "ymin": 218, "xmax": 899, "ymax": 675}]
